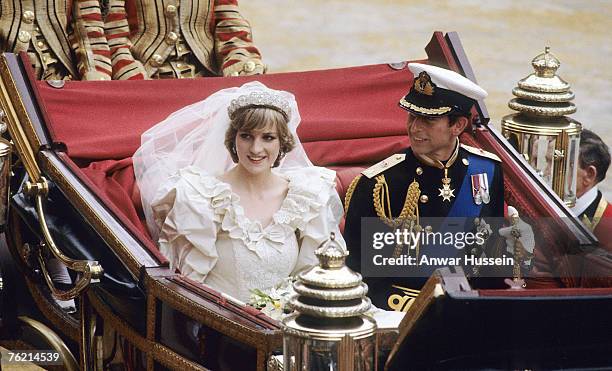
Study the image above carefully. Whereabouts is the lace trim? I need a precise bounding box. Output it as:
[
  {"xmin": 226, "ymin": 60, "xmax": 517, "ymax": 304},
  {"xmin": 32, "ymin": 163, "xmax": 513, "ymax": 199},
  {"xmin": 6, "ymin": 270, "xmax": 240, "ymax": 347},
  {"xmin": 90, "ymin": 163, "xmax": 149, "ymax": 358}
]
[{"xmin": 182, "ymin": 166, "xmax": 336, "ymax": 257}]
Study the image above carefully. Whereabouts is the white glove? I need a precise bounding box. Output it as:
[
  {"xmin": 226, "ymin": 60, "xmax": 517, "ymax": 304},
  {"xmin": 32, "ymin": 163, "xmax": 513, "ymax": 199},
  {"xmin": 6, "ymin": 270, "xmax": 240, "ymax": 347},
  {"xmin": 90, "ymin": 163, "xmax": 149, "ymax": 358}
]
[{"xmin": 498, "ymin": 206, "xmax": 535, "ymax": 263}]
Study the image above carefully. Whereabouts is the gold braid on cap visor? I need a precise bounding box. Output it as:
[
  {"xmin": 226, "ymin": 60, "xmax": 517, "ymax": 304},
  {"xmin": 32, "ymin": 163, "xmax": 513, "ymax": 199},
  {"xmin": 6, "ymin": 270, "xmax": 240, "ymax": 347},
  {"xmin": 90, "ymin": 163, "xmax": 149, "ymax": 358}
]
[{"xmin": 399, "ymin": 97, "xmax": 452, "ymax": 115}]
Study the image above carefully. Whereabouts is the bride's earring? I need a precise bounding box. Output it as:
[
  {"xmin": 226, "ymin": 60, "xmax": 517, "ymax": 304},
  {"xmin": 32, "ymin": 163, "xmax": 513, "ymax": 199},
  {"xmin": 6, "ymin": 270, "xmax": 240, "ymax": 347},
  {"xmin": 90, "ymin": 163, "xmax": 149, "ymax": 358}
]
[{"xmin": 274, "ymin": 151, "xmax": 285, "ymax": 167}]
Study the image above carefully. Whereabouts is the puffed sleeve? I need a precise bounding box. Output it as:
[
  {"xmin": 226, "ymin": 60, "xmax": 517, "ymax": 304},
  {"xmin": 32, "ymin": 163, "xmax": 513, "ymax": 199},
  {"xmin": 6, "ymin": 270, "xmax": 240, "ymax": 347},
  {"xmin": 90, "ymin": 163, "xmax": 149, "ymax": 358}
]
[
  {"xmin": 284, "ymin": 167, "xmax": 347, "ymax": 275},
  {"xmin": 150, "ymin": 167, "xmax": 228, "ymax": 282}
]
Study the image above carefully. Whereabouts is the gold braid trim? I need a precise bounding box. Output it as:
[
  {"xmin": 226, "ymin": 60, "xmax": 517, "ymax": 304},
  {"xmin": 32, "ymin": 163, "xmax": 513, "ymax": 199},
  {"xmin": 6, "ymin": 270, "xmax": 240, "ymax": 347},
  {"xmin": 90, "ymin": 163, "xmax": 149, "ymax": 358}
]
[
  {"xmin": 344, "ymin": 174, "xmax": 363, "ymax": 213},
  {"xmin": 373, "ymin": 175, "xmax": 420, "ymax": 227},
  {"xmin": 591, "ymin": 197, "xmax": 609, "ymax": 231},
  {"xmin": 373, "ymin": 175, "xmax": 421, "ymax": 258}
]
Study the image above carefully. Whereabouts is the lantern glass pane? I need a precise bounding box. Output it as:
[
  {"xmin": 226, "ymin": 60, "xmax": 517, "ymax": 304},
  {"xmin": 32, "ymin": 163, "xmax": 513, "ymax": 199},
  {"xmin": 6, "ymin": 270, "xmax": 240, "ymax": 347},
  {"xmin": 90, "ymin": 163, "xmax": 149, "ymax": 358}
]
[
  {"xmin": 564, "ymin": 133, "xmax": 580, "ymax": 204},
  {"xmin": 525, "ymin": 134, "xmax": 556, "ymax": 186},
  {"xmin": 283, "ymin": 336, "xmax": 339, "ymax": 371},
  {"xmin": 353, "ymin": 336, "xmax": 376, "ymax": 371}
]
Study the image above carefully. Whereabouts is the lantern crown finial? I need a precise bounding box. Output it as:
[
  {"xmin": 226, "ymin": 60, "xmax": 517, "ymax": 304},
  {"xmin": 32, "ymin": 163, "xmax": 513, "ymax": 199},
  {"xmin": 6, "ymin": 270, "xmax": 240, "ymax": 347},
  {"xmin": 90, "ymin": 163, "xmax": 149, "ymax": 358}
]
[
  {"xmin": 288, "ymin": 232, "xmax": 371, "ymax": 318},
  {"xmin": 507, "ymin": 46, "xmax": 576, "ymax": 117},
  {"xmin": 315, "ymin": 232, "xmax": 348, "ymax": 269},
  {"xmin": 531, "ymin": 46, "xmax": 560, "ymax": 78}
]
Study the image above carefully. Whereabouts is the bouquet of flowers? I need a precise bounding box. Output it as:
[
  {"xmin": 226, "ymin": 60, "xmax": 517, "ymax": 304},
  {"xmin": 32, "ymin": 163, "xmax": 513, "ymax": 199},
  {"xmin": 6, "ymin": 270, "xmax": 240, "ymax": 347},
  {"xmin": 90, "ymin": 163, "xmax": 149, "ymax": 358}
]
[{"xmin": 248, "ymin": 277, "xmax": 295, "ymax": 320}]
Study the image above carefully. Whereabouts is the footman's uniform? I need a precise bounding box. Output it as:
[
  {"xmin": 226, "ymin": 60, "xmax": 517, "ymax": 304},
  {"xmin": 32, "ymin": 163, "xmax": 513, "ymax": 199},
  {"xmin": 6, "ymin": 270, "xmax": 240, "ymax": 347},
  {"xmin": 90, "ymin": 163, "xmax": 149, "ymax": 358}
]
[
  {"xmin": 103, "ymin": 0, "xmax": 264, "ymax": 79},
  {"xmin": 0, "ymin": 0, "xmax": 112, "ymax": 80},
  {"xmin": 574, "ymin": 188, "xmax": 612, "ymax": 247}
]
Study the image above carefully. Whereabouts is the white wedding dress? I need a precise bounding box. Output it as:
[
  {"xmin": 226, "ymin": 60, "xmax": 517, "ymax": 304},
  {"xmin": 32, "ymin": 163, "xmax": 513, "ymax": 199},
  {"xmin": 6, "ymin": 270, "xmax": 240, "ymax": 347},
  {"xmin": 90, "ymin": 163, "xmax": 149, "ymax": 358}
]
[{"xmin": 151, "ymin": 165, "xmax": 346, "ymax": 302}]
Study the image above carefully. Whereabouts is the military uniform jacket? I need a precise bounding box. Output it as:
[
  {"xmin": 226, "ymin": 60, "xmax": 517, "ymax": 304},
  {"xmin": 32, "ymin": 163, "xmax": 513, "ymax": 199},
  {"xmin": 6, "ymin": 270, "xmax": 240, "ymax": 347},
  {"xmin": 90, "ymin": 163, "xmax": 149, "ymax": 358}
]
[
  {"xmin": 0, "ymin": 0, "xmax": 112, "ymax": 80},
  {"xmin": 344, "ymin": 144, "xmax": 504, "ymax": 311},
  {"xmin": 104, "ymin": 0, "xmax": 263, "ymax": 79}
]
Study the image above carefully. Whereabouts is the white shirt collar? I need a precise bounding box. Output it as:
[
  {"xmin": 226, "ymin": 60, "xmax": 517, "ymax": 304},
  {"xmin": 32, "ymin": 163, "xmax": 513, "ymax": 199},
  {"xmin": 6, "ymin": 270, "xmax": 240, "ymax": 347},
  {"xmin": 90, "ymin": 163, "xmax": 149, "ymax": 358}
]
[{"xmin": 571, "ymin": 186, "xmax": 599, "ymax": 216}]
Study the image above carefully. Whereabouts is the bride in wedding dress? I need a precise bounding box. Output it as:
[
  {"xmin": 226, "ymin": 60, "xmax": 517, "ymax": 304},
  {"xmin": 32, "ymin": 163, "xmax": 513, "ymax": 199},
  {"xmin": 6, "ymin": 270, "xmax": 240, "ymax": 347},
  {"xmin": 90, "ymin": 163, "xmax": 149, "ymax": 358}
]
[{"xmin": 133, "ymin": 81, "xmax": 346, "ymax": 302}]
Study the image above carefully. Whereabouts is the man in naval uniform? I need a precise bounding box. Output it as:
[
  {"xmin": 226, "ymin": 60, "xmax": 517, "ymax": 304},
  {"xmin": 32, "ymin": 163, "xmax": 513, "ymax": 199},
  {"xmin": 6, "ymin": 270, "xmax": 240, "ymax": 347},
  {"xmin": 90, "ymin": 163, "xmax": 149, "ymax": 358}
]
[
  {"xmin": 102, "ymin": 0, "xmax": 264, "ymax": 79},
  {"xmin": 0, "ymin": 0, "xmax": 112, "ymax": 80},
  {"xmin": 344, "ymin": 63, "xmax": 513, "ymax": 311}
]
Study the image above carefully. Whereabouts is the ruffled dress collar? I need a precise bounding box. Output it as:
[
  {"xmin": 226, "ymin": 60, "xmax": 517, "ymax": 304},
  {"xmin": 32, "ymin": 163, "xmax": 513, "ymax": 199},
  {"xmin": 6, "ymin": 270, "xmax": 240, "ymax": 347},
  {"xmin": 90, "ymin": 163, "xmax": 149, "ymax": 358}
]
[{"xmin": 180, "ymin": 167, "xmax": 331, "ymax": 259}]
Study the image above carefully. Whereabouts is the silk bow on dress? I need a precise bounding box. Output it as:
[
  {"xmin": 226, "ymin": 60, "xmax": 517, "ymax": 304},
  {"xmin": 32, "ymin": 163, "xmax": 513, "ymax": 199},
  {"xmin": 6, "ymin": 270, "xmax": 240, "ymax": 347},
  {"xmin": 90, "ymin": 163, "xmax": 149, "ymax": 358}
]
[{"xmin": 245, "ymin": 223, "xmax": 287, "ymax": 258}]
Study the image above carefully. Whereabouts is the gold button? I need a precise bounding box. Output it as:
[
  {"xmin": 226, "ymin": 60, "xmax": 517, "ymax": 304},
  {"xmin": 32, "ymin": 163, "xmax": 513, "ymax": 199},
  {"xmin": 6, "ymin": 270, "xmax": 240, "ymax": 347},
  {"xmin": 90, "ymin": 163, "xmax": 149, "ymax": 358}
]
[
  {"xmin": 242, "ymin": 60, "xmax": 256, "ymax": 73},
  {"xmin": 416, "ymin": 167, "xmax": 423, "ymax": 175},
  {"xmin": 35, "ymin": 26, "xmax": 40, "ymax": 32},
  {"xmin": 462, "ymin": 158, "xmax": 469, "ymax": 166},
  {"xmin": 424, "ymin": 225, "xmax": 433, "ymax": 233},
  {"xmin": 150, "ymin": 54, "xmax": 164, "ymax": 66},
  {"xmin": 420, "ymin": 195, "xmax": 429, "ymax": 203},
  {"xmin": 22, "ymin": 10, "xmax": 35, "ymax": 23},
  {"xmin": 36, "ymin": 41, "xmax": 44, "ymax": 48},
  {"xmin": 176, "ymin": 63, "xmax": 183, "ymax": 68},
  {"xmin": 166, "ymin": 4, "xmax": 177, "ymax": 14},
  {"xmin": 178, "ymin": 46, "xmax": 183, "ymax": 52},
  {"xmin": 42, "ymin": 55, "xmax": 47, "ymax": 62},
  {"xmin": 166, "ymin": 32, "xmax": 178, "ymax": 44},
  {"xmin": 18, "ymin": 30, "xmax": 31, "ymax": 43}
]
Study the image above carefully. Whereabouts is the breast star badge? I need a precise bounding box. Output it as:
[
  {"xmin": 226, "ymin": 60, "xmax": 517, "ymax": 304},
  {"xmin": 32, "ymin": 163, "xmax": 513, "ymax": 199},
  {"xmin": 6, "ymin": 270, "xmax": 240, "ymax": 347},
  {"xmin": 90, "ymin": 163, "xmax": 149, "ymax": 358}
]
[{"xmin": 438, "ymin": 177, "xmax": 455, "ymax": 202}]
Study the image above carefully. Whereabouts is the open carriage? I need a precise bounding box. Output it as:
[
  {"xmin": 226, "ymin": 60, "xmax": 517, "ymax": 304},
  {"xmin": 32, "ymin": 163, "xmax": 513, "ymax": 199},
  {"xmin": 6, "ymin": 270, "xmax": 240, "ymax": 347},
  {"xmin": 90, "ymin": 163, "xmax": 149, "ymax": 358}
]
[{"xmin": 0, "ymin": 31, "xmax": 610, "ymax": 370}]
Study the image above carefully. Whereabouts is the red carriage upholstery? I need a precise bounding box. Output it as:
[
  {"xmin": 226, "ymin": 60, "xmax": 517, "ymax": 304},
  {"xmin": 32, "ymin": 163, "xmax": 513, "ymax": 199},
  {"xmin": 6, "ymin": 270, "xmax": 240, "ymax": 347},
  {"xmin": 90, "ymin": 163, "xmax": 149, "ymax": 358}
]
[{"xmin": 35, "ymin": 63, "xmax": 421, "ymax": 250}]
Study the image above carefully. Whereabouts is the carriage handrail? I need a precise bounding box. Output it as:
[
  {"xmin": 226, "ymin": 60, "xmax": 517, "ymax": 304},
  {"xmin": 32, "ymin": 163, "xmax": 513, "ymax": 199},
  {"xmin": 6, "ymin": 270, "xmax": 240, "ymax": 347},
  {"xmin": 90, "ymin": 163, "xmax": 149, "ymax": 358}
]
[{"xmin": 23, "ymin": 177, "xmax": 104, "ymax": 301}]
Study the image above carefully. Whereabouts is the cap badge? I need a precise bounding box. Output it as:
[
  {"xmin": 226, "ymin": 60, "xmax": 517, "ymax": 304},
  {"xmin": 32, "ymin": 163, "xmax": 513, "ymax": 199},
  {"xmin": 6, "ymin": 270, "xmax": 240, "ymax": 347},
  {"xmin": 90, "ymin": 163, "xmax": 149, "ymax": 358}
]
[{"xmin": 414, "ymin": 71, "xmax": 435, "ymax": 96}]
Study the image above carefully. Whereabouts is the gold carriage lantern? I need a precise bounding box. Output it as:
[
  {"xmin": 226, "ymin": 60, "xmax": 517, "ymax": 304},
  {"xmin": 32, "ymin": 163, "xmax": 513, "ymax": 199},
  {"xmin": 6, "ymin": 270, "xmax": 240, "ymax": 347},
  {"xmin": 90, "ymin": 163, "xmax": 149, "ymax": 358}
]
[
  {"xmin": 282, "ymin": 232, "xmax": 377, "ymax": 371},
  {"xmin": 501, "ymin": 47, "xmax": 581, "ymax": 206}
]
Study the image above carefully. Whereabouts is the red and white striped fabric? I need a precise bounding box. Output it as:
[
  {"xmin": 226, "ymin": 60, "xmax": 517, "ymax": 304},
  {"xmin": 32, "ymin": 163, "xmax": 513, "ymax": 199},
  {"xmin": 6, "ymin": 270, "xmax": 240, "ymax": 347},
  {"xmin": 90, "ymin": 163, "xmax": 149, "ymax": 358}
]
[{"xmin": 72, "ymin": 0, "xmax": 113, "ymax": 79}]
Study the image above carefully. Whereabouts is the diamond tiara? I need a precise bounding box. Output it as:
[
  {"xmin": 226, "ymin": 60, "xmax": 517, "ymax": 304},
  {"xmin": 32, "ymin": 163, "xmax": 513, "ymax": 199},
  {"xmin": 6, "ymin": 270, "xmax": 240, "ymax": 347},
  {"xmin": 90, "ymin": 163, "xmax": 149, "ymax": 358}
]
[{"xmin": 227, "ymin": 91, "xmax": 292, "ymax": 121}]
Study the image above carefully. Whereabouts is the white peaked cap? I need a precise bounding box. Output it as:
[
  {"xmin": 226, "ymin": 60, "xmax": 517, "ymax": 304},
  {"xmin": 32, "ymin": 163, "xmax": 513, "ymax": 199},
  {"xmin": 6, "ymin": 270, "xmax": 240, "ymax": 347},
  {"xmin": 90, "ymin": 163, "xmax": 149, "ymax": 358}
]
[{"xmin": 408, "ymin": 63, "xmax": 487, "ymax": 100}]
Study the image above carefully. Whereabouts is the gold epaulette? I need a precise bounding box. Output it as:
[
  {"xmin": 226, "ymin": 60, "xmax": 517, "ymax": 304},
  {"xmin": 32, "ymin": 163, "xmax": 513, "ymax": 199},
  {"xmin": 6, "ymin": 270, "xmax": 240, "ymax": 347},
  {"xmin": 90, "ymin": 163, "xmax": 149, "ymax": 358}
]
[
  {"xmin": 361, "ymin": 154, "xmax": 406, "ymax": 179},
  {"xmin": 344, "ymin": 174, "xmax": 362, "ymax": 213},
  {"xmin": 460, "ymin": 144, "xmax": 501, "ymax": 162}
]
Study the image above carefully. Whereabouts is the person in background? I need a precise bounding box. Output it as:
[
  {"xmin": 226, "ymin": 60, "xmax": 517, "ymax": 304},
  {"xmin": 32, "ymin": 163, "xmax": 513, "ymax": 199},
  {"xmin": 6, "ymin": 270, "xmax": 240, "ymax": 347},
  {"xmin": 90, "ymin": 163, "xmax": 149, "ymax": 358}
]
[
  {"xmin": 571, "ymin": 129, "xmax": 611, "ymax": 236},
  {"xmin": 531, "ymin": 129, "xmax": 612, "ymax": 288},
  {"xmin": 103, "ymin": 0, "xmax": 264, "ymax": 80},
  {"xmin": 0, "ymin": 0, "xmax": 112, "ymax": 80}
]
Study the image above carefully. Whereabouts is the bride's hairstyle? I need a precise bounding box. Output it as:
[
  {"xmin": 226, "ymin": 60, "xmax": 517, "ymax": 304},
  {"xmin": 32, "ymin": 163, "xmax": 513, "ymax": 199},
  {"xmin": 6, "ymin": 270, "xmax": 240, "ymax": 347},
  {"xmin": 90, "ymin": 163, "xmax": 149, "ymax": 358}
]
[{"xmin": 224, "ymin": 107, "xmax": 296, "ymax": 167}]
